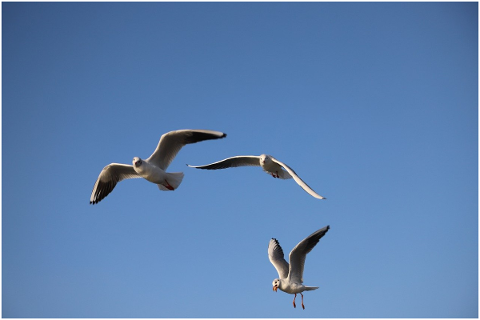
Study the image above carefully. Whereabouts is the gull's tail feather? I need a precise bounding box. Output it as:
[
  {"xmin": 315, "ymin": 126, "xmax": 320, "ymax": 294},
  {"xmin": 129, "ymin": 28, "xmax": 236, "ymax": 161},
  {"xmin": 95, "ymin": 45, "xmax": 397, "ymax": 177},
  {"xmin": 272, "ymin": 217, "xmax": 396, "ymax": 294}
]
[
  {"xmin": 157, "ymin": 172, "xmax": 184, "ymax": 191},
  {"xmin": 304, "ymin": 286, "xmax": 319, "ymax": 291}
]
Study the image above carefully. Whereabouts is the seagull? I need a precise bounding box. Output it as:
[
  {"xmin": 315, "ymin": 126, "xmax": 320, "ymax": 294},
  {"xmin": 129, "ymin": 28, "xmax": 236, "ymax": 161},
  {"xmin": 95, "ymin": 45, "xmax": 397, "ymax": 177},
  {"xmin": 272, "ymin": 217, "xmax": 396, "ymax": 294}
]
[
  {"xmin": 268, "ymin": 225, "xmax": 330, "ymax": 309},
  {"xmin": 187, "ymin": 154, "xmax": 326, "ymax": 199},
  {"xmin": 89, "ymin": 129, "xmax": 227, "ymax": 204}
]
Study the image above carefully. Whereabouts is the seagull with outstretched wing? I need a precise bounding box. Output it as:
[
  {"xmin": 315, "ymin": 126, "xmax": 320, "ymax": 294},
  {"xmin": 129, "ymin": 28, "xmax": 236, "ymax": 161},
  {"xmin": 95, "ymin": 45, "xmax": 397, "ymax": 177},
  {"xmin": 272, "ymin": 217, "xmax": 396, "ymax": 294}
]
[
  {"xmin": 90, "ymin": 129, "xmax": 227, "ymax": 204},
  {"xmin": 268, "ymin": 225, "xmax": 330, "ymax": 309},
  {"xmin": 188, "ymin": 154, "xmax": 326, "ymax": 199}
]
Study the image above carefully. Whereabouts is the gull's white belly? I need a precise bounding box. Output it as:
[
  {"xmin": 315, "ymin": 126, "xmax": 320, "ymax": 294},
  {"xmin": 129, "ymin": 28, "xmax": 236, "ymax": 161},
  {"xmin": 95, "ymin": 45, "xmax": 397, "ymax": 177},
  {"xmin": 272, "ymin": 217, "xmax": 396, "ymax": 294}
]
[
  {"xmin": 281, "ymin": 282, "xmax": 306, "ymax": 294},
  {"xmin": 261, "ymin": 162, "xmax": 283, "ymax": 174},
  {"xmin": 134, "ymin": 162, "xmax": 167, "ymax": 184}
]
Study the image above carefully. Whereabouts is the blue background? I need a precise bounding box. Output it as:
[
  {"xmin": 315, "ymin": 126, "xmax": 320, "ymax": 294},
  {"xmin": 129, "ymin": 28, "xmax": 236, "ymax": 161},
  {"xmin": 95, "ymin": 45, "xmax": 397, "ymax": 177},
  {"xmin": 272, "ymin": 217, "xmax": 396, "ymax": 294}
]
[{"xmin": 2, "ymin": 2, "xmax": 478, "ymax": 318}]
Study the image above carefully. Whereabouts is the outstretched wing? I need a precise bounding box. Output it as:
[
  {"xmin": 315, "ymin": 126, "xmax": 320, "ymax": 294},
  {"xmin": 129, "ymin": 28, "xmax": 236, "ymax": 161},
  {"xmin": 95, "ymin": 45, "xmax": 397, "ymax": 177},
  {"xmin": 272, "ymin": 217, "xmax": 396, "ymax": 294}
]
[
  {"xmin": 270, "ymin": 157, "xmax": 326, "ymax": 199},
  {"xmin": 146, "ymin": 129, "xmax": 227, "ymax": 170},
  {"xmin": 268, "ymin": 238, "xmax": 290, "ymax": 279},
  {"xmin": 90, "ymin": 163, "xmax": 141, "ymax": 204},
  {"xmin": 187, "ymin": 155, "xmax": 260, "ymax": 170},
  {"xmin": 288, "ymin": 225, "xmax": 330, "ymax": 283}
]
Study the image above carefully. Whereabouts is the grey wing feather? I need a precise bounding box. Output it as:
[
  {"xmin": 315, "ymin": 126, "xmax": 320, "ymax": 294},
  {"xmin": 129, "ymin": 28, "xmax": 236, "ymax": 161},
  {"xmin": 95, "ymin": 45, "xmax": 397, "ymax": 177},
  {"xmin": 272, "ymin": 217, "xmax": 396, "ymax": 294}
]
[
  {"xmin": 270, "ymin": 157, "xmax": 326, "ymax": 199},
  {"xmin": 146, "ymin": 129, "xmax": 227, "ymax": 170},
  {"xmin": 268, "ymin": 238, "xmax": 290, "ymax": 279},
  {"xmin": 288, "ymin": 225, "xmax": 330, "ymax": 283},
  {"xmin": 187, "ymin": 155, "xmax": 260, "ymax": 170},
  {"xmin": 90, "ymin": 163, "xmax": 141, "ymax": 204}
]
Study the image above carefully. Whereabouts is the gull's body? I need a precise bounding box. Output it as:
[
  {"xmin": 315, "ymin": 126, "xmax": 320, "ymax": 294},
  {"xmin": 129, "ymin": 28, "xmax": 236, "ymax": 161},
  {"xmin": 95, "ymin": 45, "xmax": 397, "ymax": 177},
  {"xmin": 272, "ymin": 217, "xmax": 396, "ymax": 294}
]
[
  {"xmin": 89, "ymin": 129, "xmax": 226, "ymax": 204},
  {"xmin": 188, "ymin": 154, "xmax": 325, "ymax": 199},
  {"xmin": 268, "ymin": 225, "xmax": 330, "ymax": 309}
]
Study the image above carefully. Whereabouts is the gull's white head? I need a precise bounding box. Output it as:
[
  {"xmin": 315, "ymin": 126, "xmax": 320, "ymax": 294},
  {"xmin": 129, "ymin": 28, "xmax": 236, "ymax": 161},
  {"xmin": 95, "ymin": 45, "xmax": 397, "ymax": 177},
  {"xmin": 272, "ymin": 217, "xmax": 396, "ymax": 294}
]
[
  {"xmin": 260, "ymin": 154, "xmax": 272, "ymax": 166},
  {"xmin": 272, "ymin": 278, "xmax": 280, "ymax": 292},
  {"xmin": 133, "ymin": 157, "xmax": 143, "ymax": 167}
]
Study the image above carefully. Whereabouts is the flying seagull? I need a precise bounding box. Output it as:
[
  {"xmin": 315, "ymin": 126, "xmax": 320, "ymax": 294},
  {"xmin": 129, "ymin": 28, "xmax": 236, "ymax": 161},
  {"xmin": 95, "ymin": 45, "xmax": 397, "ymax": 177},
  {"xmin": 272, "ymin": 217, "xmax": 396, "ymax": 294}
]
[
  {"xmin": 187, "ymin": 154, "xmax": 325, "ymax": 199},
  {"xmin": 268, "ymin": 225, "xmax": 330, "ymax": 309},
  {"xmin": 90, "ymin": 129, "xmax": 227, "ymax": 204}
]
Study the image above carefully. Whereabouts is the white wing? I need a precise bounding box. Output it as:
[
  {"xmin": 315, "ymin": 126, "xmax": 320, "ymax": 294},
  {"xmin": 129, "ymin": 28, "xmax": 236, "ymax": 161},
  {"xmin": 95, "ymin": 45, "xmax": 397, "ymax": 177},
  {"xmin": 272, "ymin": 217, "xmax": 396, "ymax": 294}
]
[
  {"xmin": 270, "ymin": 157, "xmax": 326, "ymax": 199},
  {"xmin": 146, "ymin": 129, "xmax": 227, "ymax": 170},
  {"xmin": 268, "ymin": 238, "xmax": 290, "ymax": 279},
  {"xmin": 90, "ymin": 163, "xmax": 141, "ymax": 204},
  {"xmin": 288, "ymin": 225, "xmax": 330, "ymax": 283},
  {"xmin": 187, "ymin": 155, "xmax": 260, "ymax": 170}
]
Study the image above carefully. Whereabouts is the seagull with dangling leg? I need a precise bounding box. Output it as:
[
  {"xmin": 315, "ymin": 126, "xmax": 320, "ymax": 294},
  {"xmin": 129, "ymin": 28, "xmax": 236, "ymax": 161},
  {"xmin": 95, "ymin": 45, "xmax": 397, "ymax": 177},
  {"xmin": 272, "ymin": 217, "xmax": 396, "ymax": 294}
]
[{"xmin": 268, "ymin": 225, "xmax": 330, "ymax": 309}]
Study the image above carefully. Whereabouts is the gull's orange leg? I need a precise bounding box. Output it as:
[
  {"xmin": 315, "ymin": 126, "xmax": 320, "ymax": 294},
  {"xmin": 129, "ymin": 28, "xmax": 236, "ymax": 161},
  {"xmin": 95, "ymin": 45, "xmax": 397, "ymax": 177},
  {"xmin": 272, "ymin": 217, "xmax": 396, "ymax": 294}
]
[
  {"xmin": 164, "ymin": 180, "xmax": 174, "ymax": 190},
  {"xmin": 271, "ymin": 171, "xmax": 279, "ymax": 178},
  {"xmin": 301, "ymin": 293, "xmax": 305, "ymax": 310},
  {"xmin": 293, "ymin": 293, "xmax": 297, "ymax": 308}
]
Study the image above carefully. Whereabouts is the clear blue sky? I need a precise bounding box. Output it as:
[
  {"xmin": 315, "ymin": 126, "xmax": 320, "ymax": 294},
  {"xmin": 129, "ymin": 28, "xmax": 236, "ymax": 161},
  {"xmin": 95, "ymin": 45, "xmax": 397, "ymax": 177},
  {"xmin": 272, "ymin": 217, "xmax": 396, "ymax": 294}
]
[{"xmin": 2, "ymin": 2, "xmax": 477, "ymax": 318}]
